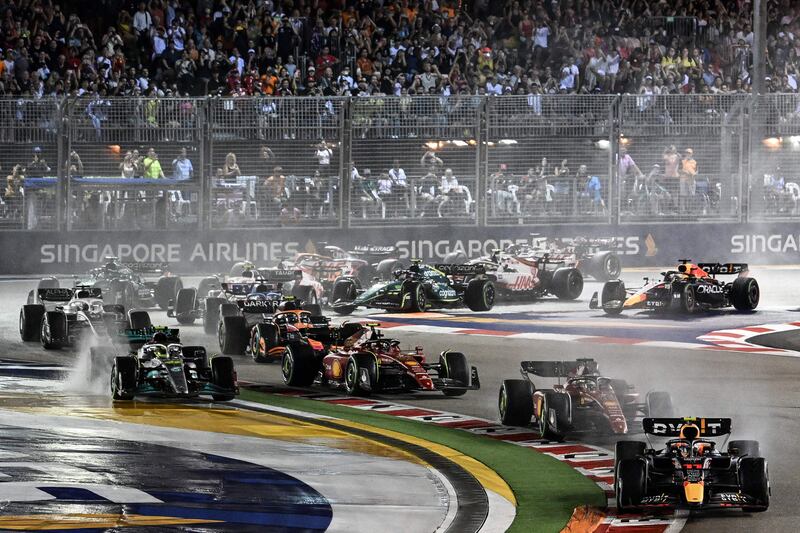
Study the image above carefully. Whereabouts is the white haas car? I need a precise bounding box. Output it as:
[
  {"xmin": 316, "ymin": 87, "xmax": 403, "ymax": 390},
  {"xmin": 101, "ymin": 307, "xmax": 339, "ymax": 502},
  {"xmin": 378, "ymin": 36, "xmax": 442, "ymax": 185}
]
[
  {"xmin": 461, "ymin": 250, "xmax": 584, "ymax": 301},
  {"xmin": 19, "ymin": 286, "xmax": 128, "ymax": 350}
]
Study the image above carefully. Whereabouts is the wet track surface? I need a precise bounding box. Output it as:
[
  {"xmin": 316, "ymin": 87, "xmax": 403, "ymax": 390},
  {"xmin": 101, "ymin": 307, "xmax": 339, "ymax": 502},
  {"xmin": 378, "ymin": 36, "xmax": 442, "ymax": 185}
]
[{"xmin": 4, "ymin": 266, "xmax": 800, "ymax": 532}]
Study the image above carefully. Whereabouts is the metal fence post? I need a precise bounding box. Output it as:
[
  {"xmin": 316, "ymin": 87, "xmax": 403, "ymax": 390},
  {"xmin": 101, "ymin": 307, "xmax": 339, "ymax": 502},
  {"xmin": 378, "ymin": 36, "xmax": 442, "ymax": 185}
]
[
  {"xmin": 476, "ymin": 96, "xmax": 487, "ymax": 227},
  {"xmin": 198, "ymin": 98, "xmax": 208, "ymax": 230},
  {"xmin": 340, "ymin": 97, "xmax": 351, "ymax": 230},
  {"xmin": 56, "ymin": 97, "xmax": 66, "ymax": 231},
  {"xmin": 609, "ymin": 95, "xmax": 619, "ymax": 224}
]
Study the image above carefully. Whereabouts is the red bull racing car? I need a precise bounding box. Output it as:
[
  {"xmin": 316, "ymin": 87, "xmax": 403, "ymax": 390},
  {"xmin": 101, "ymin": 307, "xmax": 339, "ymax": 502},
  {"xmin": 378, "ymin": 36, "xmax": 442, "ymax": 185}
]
[
  {"xmin": 499, "ymin": 358, "xmax": 673, "ymax": 441},
  {"xmin": 615, "ymin": 417, "xmax": 769, "ymax": 513},
  {"xmin": 590, "ymin": 260, "xmax": 759, "ymax": 315}
]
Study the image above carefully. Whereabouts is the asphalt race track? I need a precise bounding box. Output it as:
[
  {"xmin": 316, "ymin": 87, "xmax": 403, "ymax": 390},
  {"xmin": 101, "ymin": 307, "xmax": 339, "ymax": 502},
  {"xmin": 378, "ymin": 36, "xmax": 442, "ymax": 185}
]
[{"xmin": 4, "ymin": 266, "xmax": 800, "ymax": 532}]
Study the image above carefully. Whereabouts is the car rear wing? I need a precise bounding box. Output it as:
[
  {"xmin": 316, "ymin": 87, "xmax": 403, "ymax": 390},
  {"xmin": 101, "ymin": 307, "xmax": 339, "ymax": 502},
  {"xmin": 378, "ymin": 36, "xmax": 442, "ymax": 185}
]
[
  {"xmin": 120, "ymin": 326, "xmax": 180, "ymax": 346},
  {"xmin": 119, "ymin": 262, "xmax": 170, "ymax": 274},
  {"xmin": 434, "ymin": 263, "xmax": 486, "ymax": 276},
  {"xmin": 520, "ymin": 358, "xmax": 599, "ymax": 377},
  {"xmin": 72, "ymin": 286, "xmax": 103, "ymax": 299},
  {"xmin": 350, "ymin": 245, "xmax": 398, "ymax": 257},
  {"xmin": 642, "ymin": 417, "xmax": 732, "ymax": 437},
  {"xmin": 696, "ymin": 263, "xmax": 748, "ymax": 276},
  {"xmin": 256, "ymin": 268, "xmax": 300, "ymax": 282},
  {"xmin": 238, "ymin": 299, "xmax": 278, "ymax": 314},
  {"xmin": 37, "ymin": 288, "xmax": 75, "ymax": 302}
]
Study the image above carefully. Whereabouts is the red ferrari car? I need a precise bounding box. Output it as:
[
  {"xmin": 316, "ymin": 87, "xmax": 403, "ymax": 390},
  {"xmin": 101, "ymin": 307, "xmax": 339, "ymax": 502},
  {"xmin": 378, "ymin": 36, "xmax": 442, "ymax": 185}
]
[
  {"xmin": 499, "ymin": 358, "xmax": 673, "ymax": 441},
  {"xmin": 280, "ymin": 322, "xmax": 480, "ymax": 397}
]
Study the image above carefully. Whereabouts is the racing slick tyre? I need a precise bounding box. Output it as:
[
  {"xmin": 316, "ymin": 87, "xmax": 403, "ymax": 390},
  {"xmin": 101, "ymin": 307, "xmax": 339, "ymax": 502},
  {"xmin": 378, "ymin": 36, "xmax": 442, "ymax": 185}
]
[
  {"xmin": 731, "ymin": 277, "xmax": 760, "ymax": 311},
  {"xmin": 645, "ymin": 391, "xmax": 675, "ymax": 418},
  {"xmin": 601, "ymin": 280, "xmax": 626, "ymax": 315},
  {"xmin": 20, "ymin": 304, "xmax": 45, "ymax": 341},
  {"xmin": 615, "ymin": 441, "xmax": 646, "ymax": 471},
  {"xmin": 197, "ymin": 277, "xmax": 220, "ymax": 299},
  {"xmin": 728, "ymin": 440, "xmax": 761, "ymax": 458},
  {"xmin": 439, "ymin": 351, "xmax": 469, "ymax": 396},
  {"xmin": 27, "ymin": 290, "xmax": 35, "ymax": 304},
  {"xmin": 155, "ymin": 276, "xmax": 182, "ymax": 310},
  {"xmin": 464, "ymin": 279, "xmax": 495, "ymax": 312},
  {"xmin": 616, "ymin": 459, "xmax": 646, "ymax": 512},
  {"xmin": 739, "ymin": 457, "xmax": 770, "ymax": 511},
  {"xmin": 37, "ymin": 277, "xmax": 60, "ymax": 289},
  {"xmin": 442, "ymin": 251, "xmax": 467, "ymax": 265},
  {"xmin": 345, "ymin": 353, "xmax": 379, "ymax": 396},
  {"xmin": 377, "ymin": 259, "xmax": 405, "ymax": 280},
  {"xmin": 281, "ymin": 342, "xmax": 318, "ymax": 387},
  {"xmin": 292, "ymin": 284, "xmax": 318, "ymax": 306},
  {"xmin": 110, "ymin": 280, "xmax": 136, "ymax": 311},
  {"xmin": 499, "ymin": 379, "xmax": 534, "ymax": 426},
  {"xmin": 537, "ymin": 390, "xmax": 569, "ymax": 442},
  {"xmin": 337, "ymin": 321, "xmax": 365, "ymax": 345},
  {"xmin": 174, "ymin": 288, "xmax": 196, "ymax": 325},
  {"xmin": 678, "ymin": 283, "xmax": 697, "ymax": 314},
  {"xmin": 219, "ymin": 316, "xmax": 248, "ymax": 355},
  {"xmin": 111, "ymin": 356, "xmax": 137, "ymax": 401},
  {"xmin": 219, "ymin": 303, "xmax": 240, "ymax": 319},
  {"xmin": 41, "ymin": 311, "xmax": 67, "ymax": 350},
  {"xmin": 181, "ymin": 346, "xmax": 209, "ymax": 371},
  {"xmin": 251, "ymin": 323, "xmax": 280, "ymax": 363},
  {"xmin": 203, "ymin": 297, "xmax": 225, "ymax": 335},
  {"xmin": 589, "ymin": 252, "xmax": 622, "ymax": 281},
  {"xmin": 331, "ymin": 278, "xmax": 358, "ymax": 315},
  {"xmin": 211, "ymin": 356, "xmax": 237, "ymax": 401},
  {"xmin": 551, "ymin": 267, "xmax": 584, "ymax": 300},
  {"xmin": 407, "ymin": 282, "xmax": 427, "ymax": 312},
  {"xmin": 128, "ymin": 310, "xmax": 152, "ymax": 330}
]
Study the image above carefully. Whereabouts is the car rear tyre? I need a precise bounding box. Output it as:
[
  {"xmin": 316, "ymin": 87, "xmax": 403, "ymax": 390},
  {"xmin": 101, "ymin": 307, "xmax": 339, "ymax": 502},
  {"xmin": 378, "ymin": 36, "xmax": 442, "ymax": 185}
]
[
  {"xmin": 377, "ymin": 259, "xmax": 405, "ymax": 280},
  {"xmin": 601, "ymin": 280, "xmax": 626, "ymax": 315},
  {"xmin": 680, "ymin": 283, "xmax": 696, "ymax": 313},
  {"xmin": 594, "ymin": 252, "xmax": 622, "ymax": 281},
  {"xmin": 439, "ymin": 351, "xmax": 469, "ymax": 396},
  {"xmin": 499, "ymin": 379, "xmax": 533, "ymax": 426},
  {"xmin": 211, "ymin": 356, "xmax": 236, "ymax": 401},
  {"xmin": 646, "ymin": 391, "xmax": 675, "ymax": 418},
  {"xmin": 128, "ymin": 310, "xmax": 152, "ymax": 330},
  {"xmin": 740, "ymin": 457, "xmax": 770, "ymax": 511},
  {"xmin": 174, "ymin": 288, "xmax": 196, "ymax": 325},
  {"xmin": 20, "ymin": 304, "xmax": 45, "ymax": 341},
  {"xmin": 537, "ymin": 390, "xmax": 568, "ymax": 441},
  {"xmin": 37, "ymin": 277, "xmax": 60, "ymax": 289},
  {"xmin": 616, "ymin": 459, "xmax": 646, "ymax": 512},
  {"xmin": 41, "ymin": 311, "xmax": 67, "ymax": 350},
  {"xmin": 331, "ymin": 278, "xmax": 358, "ymax": 315},
  {"xmin": 729, "ymin": 440, "xmax": 760, "ymax": 458},
  {"xmin": 197, "ymin": 277, "xmax": 220, "ymax": 299},
  {"xmin": 203, "ymin": 297, "xmax": 225, "ymax": 335},
  {"xmin": 410, "ymin": 282, "xmax": 427, "ymax": 312},
  {"xmin": 731, "ymin": 277, "xmax": 759, "ymax": 311},
  {"xmin": 464, "ymin": 279, "xmax": 495, "ymax": 311},
  {"xmin": 552, "ymin": 268, "xmax": 584, "ymax": 300},
  {"xmin": 219, "ymin": 316, "xmax": 248, "ymax": 355},
  {"xmin": 156, "ymin": 277, "xmax": 182, "ymax": 310},
  {"xmin": 281, "ymin": 342, "xmax": 318, "ymax": 387},
  {"xmin": 615, "ymin": 441, "xmax": 646, "ymax": 471}
]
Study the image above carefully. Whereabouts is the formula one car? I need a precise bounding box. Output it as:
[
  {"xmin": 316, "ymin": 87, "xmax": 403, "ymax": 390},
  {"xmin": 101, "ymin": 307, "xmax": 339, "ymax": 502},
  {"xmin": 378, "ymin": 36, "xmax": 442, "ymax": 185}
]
[
  {"xmin": 73, "ymin": 257, "xmax": 182, "ymax": 310},
  {"xmin": 281, "ymin": 322, "xmax": 481, "ymax": 397},
  {"xmin": 170, "ymin": 263, "xmax": 300, "ymax": 333},
  {"xmin": 462, "ymin": 250, "xmax": 583, "ymax": 300},
  {"xmin": 110, "ymin": 336, "xmax": 238, "ymax": 402},
  {"xmin": 615, "ymin": 417, "xmax": 769, "ymax": 512},
  {"xmin": 19, "ymin": 286, "xmax": 128, "ymax": 350},
  {"xmin": 499, "ymin": 358, "xmax": 673, "ymax": 441},
  {"xmin": 217, "ymin": 296, "xmax": 330, "ymax": 360},
  {"xmin": 444, "ymin": 236, "xmax": 622, "ymax": 281},
  {"xmin": 590, "ymin": 260, "xmax": 759, "ymax": 315},
  {"xmin": 330, "ymin": 261, "xmax": 495, "ymax": 315},
  {"xmin": 290, "ymin": 244, "xmax": 405, "ymax": 288}
]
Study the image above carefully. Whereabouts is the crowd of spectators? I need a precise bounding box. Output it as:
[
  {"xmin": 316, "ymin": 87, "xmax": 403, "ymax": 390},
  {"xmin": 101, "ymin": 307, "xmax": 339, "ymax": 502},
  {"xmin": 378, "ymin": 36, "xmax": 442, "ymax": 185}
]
[{"xmin": 0, "ymin": 0, "xmax": 796, "ymax": 100}]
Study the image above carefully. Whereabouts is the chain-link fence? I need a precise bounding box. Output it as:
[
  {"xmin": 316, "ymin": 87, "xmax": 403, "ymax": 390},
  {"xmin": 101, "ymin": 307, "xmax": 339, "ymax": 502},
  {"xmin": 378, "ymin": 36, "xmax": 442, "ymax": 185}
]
[
  {"xmin": 486, "ymin": 95, "xmax": 616, "ymax": 226},
  {"xmin": 63, "ymin": 97, "xmax": 204, "ymax": 231},
  {"xmin": 208, "ymin": 96, "xmax": 345, "ymax": 228},
  {"xmin": 348, "ymin": 95, "xmax": 482, "ymax": 226},
  {"xmin": 618, "ymin": 94, "xmax": 746, "ymax": 223},
  {"xmin": 747, "ymin": 94, "xmax": 800, "ymax": 220},
  {"xmin": 0, "ymin": 97, "xmax": 61, "ymax": 230},
  {"xmin": 3, "ymin": 94, "xmax": 795, "ymax": 232}
]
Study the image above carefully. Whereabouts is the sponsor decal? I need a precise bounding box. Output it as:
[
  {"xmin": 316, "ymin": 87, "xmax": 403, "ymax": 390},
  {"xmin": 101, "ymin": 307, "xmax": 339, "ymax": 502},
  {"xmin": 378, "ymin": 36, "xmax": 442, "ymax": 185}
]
[
  {"xmin": 640, "ymin": 494, "xmax": 671, "ymax": 505},
  {"xmin": 645, "ymin": 233, "xmax": 658, "ymax": 257},
  {"xmin": 731, "ymin": 233, "xmax": 800, "ymax": 254},
  {"xmin": 331, "ymin": 359, "xmax": 343, "ymax": 379},
  {"xmin": 696, "ymin": 284, "xmax": 724, "ymax": 294},
  {"xmin": 718, "ymin": 492, "xmax": 748, "ymax": 503}
]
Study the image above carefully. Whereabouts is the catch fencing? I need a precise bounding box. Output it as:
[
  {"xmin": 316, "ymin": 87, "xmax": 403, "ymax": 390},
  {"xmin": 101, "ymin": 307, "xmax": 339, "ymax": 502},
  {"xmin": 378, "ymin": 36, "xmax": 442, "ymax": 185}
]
[{"xmin": 0, "ymin": 94, "xmax": 793, "ymax": 232}]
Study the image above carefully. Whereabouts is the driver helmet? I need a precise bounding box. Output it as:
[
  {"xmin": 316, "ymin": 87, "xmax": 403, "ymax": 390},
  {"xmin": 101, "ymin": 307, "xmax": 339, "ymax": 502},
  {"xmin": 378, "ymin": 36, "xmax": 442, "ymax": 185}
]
[
  {"xmin": 74, "ymin": 301, "xmax": 89, "ymax": 312},
  {"xmin": 152, "ymin": 331, "xmax": 168, "ymax": 344},
  {"xmin": 692, "ymin": 441, "xmax": 714, "ymax": 456},
  {"xmin": 255, "ymin": 284, "xmax": 269, "ymax": 293},
  {"xmin": 167, "ymin": 344, "xmax": 182, "ymax": 358},
  {"xmin": 105, "ymin": 261, "xmax": 117, "ymax": 270},
  {"xmin": 76, "ymin": 289, "xmax": 90, "ymax": 299},
  {"xmin": 144, "ymin": 344, "xmax": 167, "ymax": 359},
  {"xmin": 670, "ymin": 441, "xmax": 691, "ymax": 459}
]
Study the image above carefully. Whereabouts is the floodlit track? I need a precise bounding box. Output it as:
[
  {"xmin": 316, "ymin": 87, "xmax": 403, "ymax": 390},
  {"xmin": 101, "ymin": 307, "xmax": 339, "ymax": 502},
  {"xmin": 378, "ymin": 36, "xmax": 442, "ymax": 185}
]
[{"xmin": 4, "ymin": 267, "xmax": 800, "ymax": 532}]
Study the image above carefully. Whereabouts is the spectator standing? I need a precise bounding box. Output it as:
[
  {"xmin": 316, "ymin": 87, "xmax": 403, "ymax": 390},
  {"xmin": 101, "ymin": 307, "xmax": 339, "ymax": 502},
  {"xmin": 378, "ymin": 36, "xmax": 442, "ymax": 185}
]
[
  {"xmin": 440, "ymin": 168, "xmax": 472, "ymax": 216},
  {"xmin": 27, "ymin": 147, "xmax": 51, "ymax": 177},
  {"xmin": 172, "ymin": 148, "xmax": 193, "ymax": 180},
  {"xmin": 143, "ymin": 148, "xmax": 165, "ymax": 178},
  {"xmin": 64, "ymin": 151, "xmax": 84, "ymax": 177},
  {"xmin": 661, "ymin": 145, "xmax": 681, "ymax": 212},
  {"xmin": 4, "ymin": 165, "xmax": 24, "ymax": 220},
  {"xmin": 259, "ymin": 166, "xmax": 287, "ymax": 218},
  {"xmin": 219, "ymin": 153, "xmax": 241, "ymax": 181},
  {"xmin": 388, "ymin": 160, "xmax": 409, "ymax": 217},
  {"xmin": 417, "ymin": 171, "xmax": 443, "ymax": 218},
  {"xmin": 679, "ymin": 148, "xmax": 697, "ymax": 214},
  {"xmin": 120, "ymin": 151, "xmax": 137, "ymax": 178},
  {"xmin": 618, "ymin": 146, "xmax": 642, "ymax": 213},
  {"xmin": 420, "ymin": 148, "xmax": 443, "ymax": 174}
]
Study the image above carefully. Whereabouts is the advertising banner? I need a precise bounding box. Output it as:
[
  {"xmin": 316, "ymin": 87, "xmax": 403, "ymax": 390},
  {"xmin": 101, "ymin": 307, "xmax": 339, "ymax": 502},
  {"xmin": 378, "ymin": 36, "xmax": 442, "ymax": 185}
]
[{"xmin": 2, "ymin": 223, "xmax": 800, "ymax": 275}]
